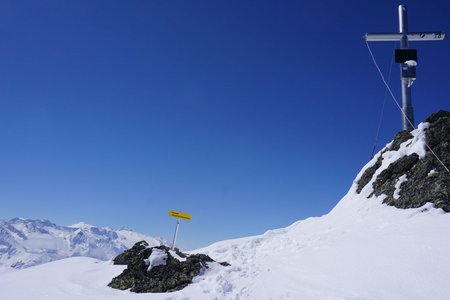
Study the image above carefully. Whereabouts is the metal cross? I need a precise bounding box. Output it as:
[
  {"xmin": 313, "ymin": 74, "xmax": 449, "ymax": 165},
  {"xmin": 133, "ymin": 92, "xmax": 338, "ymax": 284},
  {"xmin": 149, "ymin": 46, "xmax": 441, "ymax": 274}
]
[{"xmin": 365, "ymin": 5, "xmax": 445, "ymax": 131}]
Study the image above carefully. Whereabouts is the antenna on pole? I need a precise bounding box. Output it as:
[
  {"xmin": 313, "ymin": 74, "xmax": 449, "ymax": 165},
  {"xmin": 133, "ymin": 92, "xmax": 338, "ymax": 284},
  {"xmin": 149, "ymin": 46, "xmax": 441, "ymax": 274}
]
[{"xmin": 364, "ymin": 5, "xmax": 445, "ymax": 131}]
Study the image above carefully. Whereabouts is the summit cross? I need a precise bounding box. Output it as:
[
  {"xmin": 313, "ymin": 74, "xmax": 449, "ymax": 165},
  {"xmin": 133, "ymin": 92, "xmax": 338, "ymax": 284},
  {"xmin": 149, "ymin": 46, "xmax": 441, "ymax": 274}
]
[{"xmin": 364, "ymin": 4, "xmax": 445, "ymax": 131}]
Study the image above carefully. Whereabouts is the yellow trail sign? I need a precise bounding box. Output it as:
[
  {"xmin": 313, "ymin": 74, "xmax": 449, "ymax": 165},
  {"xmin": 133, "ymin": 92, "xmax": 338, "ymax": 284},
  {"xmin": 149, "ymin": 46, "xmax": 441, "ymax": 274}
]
[{"xmin": 168, "ymin": 210, "xmax": 192, "ymax": 221}]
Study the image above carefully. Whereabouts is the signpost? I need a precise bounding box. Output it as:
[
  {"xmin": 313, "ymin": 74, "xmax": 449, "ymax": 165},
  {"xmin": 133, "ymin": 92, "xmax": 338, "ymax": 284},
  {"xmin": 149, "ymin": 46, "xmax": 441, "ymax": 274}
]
[
  {"xmin": 364, "ymin": 5, "xmax": 445, "ymax": 131},
  {"xmin": 168, "ymin": 210, "xmax": 191, "ymax": 250}
]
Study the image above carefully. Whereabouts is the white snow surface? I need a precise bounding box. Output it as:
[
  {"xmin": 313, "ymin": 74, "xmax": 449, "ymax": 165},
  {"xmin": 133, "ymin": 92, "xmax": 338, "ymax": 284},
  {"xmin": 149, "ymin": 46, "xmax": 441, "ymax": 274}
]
[
  {"xmin": 393, "ymin": 174, "xmax": 408, "ymax": 200},
  {"xmin": 405, "ymin": 60, "xmax": 418, "ymax": 67},
  {"xmin": 1, "ymin": 122, "xmax": 449, "ymax": 299},
  {"xmin": 145, "ymin": 248, "xmax": 167, "ymax": 271},
  {"xmin": 428, "ymin": 169, "xmax": 438, "ymax": 177},
  {"xmin": 169, "ymin": 249, "xmax": 187, "ymax": 262}
]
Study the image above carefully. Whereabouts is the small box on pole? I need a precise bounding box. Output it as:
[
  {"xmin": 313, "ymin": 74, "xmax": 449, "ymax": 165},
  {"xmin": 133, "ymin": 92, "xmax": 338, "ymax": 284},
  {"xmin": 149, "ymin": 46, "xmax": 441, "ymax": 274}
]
[{"xmin": 395, "ymin": 49, "xmax": 417, "ymax": 63}]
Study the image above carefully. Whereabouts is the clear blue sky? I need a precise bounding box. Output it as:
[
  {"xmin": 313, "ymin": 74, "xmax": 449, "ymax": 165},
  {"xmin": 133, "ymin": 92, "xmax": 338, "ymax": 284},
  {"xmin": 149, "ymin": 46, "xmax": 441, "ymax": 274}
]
[{"xmin": 1, "ymin": 0, "xmax": 449, "ymax": 249}]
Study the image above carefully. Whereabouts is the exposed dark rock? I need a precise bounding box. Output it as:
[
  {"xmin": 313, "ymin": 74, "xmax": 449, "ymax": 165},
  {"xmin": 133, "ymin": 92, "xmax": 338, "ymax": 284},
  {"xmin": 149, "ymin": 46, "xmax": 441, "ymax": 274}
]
[
  {"xmin": 112, "ymin": 240, "xmax": 150, "ymax": 265},
  {"xmin": 356, "ymin": 110, "xmax": 450, "ymax": 212},
  {"xmin": 425, "ymin": 110, "xmax": 450, "ymax": 124},
  {"xmin": 356, "ymin": 154, "xmax": 383, "ymax": 194},
  {"xmin": 371, "ymin": 153, "xmax": 419, "ymax": 200},
  {"xmin": 108, "ymin": 242, "xmax": 229, "ymax": 293},
  {"xmin": 425, "ymin": 110, "xmax": 450, "ymax": 151},
  {"xmin": 390, "ymin": 130, "xmax": 414, "ymax": 151},
  {"xmin": 356, "ymin": 130, "xmax": 414, "ymax": 194}
]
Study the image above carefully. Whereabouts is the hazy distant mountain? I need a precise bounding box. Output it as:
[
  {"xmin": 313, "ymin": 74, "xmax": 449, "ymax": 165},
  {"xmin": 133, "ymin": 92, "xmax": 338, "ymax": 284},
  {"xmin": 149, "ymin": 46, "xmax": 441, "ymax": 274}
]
[{"xmin": 0, "ymin": 218, "xmax": 161, "ymax": 269}]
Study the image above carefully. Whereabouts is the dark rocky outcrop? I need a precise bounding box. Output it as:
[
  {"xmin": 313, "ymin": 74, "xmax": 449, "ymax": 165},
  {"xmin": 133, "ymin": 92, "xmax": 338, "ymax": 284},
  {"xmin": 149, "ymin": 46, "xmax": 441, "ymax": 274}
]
[
  {"xmin": 356, "ymin": 110, "xmax": 450, "ymax": 212},
  {"xmin": 390, "ymin": 130, "xmax": 414, "ymax": 151},
  {"xmin": 356, "ymin": 154, "xmax": 383, "ymax": 194},
  {"xmin": 111, "ymin": 240, "xmax": 155, "ymax": 265},
  {"xmin": 108, "ymin": 242, "xmax": 229, "ymax": 293}
]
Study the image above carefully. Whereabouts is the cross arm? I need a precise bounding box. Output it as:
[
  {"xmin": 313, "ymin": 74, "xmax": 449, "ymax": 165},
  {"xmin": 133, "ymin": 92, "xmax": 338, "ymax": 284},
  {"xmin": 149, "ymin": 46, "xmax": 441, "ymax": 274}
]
[
  {"xmin": 364, "ymin": 32, "xmax": 445, "ymax": 42},
  {"xmin": 407, "ymin": 32, "xmax": 445, "ymax": 41}
]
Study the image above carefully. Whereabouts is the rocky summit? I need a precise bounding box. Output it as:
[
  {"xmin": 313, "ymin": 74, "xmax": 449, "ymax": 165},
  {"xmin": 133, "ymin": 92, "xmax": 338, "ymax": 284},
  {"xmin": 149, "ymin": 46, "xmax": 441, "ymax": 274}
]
[
  {"xmin": 108, "ymin": 241, "xmax": 230, "ymax": 293},
  {"xmin": 357, "ymin": 110, "xmax": 450, "ymax": 211}
]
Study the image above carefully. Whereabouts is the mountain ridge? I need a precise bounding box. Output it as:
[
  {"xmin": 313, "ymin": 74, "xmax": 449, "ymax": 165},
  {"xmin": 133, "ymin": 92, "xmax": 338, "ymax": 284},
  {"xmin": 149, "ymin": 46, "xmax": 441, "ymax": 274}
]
[{"xmin": 0, "ymin": 218, "xmax": 162, "ymax": 269}]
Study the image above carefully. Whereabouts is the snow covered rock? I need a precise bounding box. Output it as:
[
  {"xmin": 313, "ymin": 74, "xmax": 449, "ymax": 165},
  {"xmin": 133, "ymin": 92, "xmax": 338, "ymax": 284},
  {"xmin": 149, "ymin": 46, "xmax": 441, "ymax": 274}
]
[
  {"xmin": 356, "ymin": 110, "xmax": 450, "ymax": 211},
  {"xmin": 108, "ymin": 242, "xmax": 229, "ymax": 293}
]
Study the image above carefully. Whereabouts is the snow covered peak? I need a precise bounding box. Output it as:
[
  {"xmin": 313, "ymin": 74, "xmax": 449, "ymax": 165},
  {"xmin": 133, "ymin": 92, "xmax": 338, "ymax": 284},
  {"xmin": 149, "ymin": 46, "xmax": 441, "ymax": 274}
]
[
  {"xmin": 189, "ymin": 111, "xmax": 450, "ymax": 299},
  {"xmin": 352, "ymin": 110, "xmax": 450, "ymax": 212},
  {"xmin": 351, "ymin": 121, "xmax": 428, "ymax": 198},
  {"xmin": 8, "ymin": 217, "xmax": 59, "ymax": 230},
  {"xmin": 68, "ymin": 222, "xmax": 95, "ymax": 229}
]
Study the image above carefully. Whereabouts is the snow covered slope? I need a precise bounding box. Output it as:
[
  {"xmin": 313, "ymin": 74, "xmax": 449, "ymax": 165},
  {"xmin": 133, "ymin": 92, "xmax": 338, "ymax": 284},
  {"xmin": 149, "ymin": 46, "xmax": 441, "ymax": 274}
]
[
  {"xmin": 0, "ymin": 122, "xmax": 449, "ymax": 299},
  {"xmin": 0, "ymin": 257, "xmax": 231, "ymax": 300},
  {"xmin": 0, "ymin": 218, "xmax": 161, "ymax": 269}
]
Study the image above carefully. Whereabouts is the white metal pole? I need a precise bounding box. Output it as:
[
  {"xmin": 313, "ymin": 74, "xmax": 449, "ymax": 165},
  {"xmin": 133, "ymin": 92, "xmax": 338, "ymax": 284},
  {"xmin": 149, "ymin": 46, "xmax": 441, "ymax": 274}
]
[
  {"xmin": 399, "ymin": 4, "xmax": 414, "ymax": 131},
  {"xmin": 171, "ymin": 218, "xmax": 180, "ymax": 251}
]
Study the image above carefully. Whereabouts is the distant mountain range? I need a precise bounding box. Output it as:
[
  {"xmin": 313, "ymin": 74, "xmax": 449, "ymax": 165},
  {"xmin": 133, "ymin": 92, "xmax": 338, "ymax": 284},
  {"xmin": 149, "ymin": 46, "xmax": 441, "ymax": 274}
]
[{"xmin": 0, "ymin": 218, "xmax": 162, "ymax": 269}]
